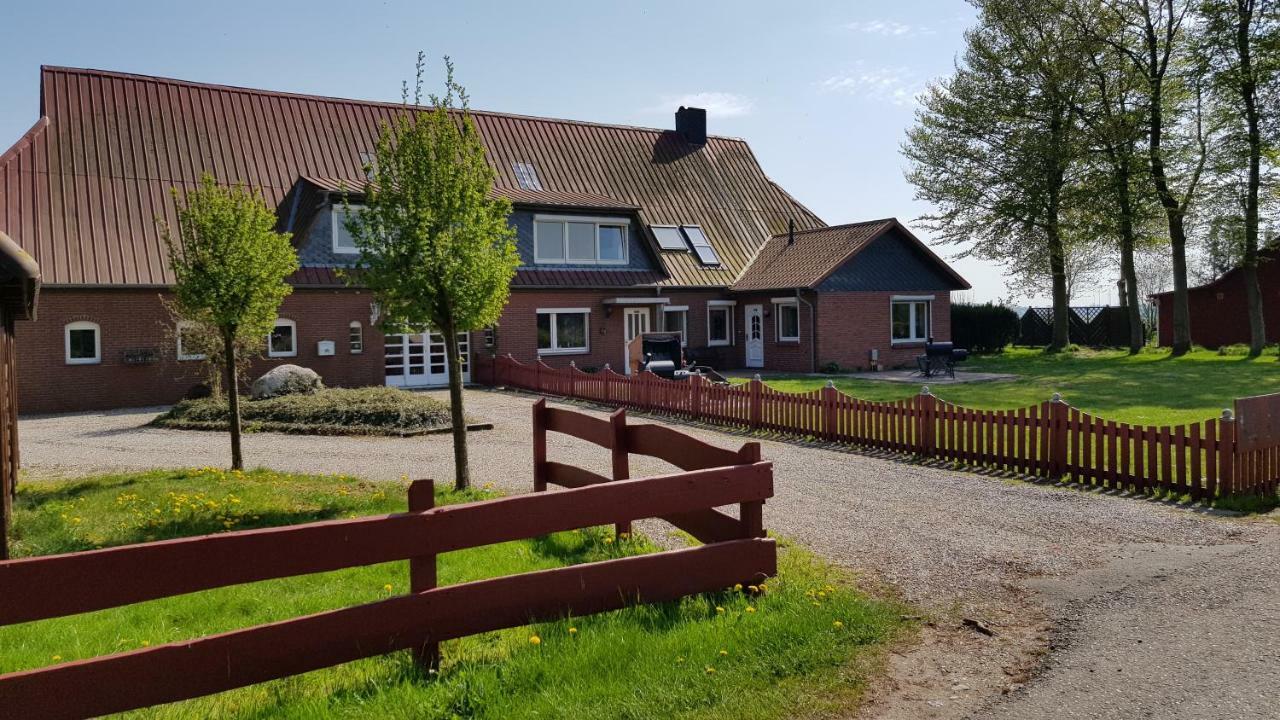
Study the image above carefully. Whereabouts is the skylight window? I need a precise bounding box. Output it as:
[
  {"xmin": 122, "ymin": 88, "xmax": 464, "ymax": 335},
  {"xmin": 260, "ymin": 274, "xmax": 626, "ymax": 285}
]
[
  {"xmin": 513, "ymin": 161, "xmax": 543, "ymax": 191},
  {"xmin": 681, "ymin": 226, "xmax": 721, "ymax": 266},
  {"xmin": 651, "ymin": 226, "xmax": 687, "ymax": 251}
]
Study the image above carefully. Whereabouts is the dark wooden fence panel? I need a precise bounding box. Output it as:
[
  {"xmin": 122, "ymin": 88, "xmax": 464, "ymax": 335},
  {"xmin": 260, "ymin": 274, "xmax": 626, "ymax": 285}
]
[{"xmin": 496, "ymin": 356, "xmax": 1280, "ymax": 499}]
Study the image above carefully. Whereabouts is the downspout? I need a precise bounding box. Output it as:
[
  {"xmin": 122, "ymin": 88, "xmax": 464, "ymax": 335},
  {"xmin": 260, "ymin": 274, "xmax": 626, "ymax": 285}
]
[{"xmin": 796, "ymin": 287, "xmax": 816, "ymax": 373}]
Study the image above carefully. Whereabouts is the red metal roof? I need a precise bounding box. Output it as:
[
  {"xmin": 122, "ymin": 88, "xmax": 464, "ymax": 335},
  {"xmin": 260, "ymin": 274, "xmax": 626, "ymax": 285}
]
[
  {"xmin": 0, "ymin": 66, "xmax": 824, "ymax": 287},
  {"xmin": 732, "ymin": 218, "xmax": 970, "ymax": 291}
]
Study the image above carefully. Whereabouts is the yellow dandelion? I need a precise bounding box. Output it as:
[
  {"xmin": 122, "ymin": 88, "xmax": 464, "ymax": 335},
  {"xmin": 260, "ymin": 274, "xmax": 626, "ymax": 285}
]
[
  {"xmin": 618, "ymin": 532, "xmax": 630, "ymax": 540},
  {"xmin": 140, "ymin": 640, "xmax": 150, "ymax": 647},
  {"xmin": 718, "ymin": 649, "xmax": 728, "ymax": 656},
  {"xmin": 833, "ymin": 621, "xmax": 844, "ymax": 629},
  {"xmin": 747, "ymin": 585, "xmax": 758, "ymax": 593},
  {"xmin": 816, "ymin": 591, "xmax": 827, "ymax": 600},
  {"xmin": 676, "ymin": 656, "xmax": 685, "ymax": 664},
  {"xmin": 715, "ymin": 606, "xmax": 725, "ymax": 614},
  {"xmin": 568, "ymin": 627, "xmax": 578, "ymax": 635},
  {"xmin": 603, "ymin": 537, "xmax": 614, "ymax": 545},
  {"xmin": 705, "ymin": 666, "xmax": 716, "ymax": 674},
  {"xmin": 745, "ymin": 606, "xmax": 756, "ymax": 614},
  {"xmin": 383, "ymin": 584, "xmax": 394, "ymax": 594},
  {"xmin": 529, "ymin": 635, "xmax": 542, "ymax": 645},
  {"xmin": 51, "ymin": 655, "xmax": 62, "ymax": 662},
  {"xmin": 733, "ymin": 583, "xmax": 743, "ymax": 592}
]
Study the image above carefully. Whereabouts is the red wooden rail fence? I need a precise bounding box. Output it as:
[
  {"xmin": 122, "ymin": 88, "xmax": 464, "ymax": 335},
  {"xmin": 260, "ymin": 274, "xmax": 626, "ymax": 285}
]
[
  {"xmin": 0, "ymin": 408, "xmax": 775, "ymax": 720},
  {"xmin": 496, "ymin": 355, "xmax": 1280, "ymax": 500}
]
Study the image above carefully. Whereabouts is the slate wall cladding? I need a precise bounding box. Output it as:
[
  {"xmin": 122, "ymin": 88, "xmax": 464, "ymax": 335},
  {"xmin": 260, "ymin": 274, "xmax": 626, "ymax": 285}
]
[
  {"xmin": 817, "ymin": 230, "xmax": 960, "ymax": 292},
  {"xmin": 296, "ymin": 204, "xmax": 359, "ymax": 268}
]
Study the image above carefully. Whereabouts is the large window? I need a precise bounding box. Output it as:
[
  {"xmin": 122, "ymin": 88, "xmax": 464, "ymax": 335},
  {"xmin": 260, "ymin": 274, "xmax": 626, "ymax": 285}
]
[
  {"xmin": 536, "ymin": 309, "xmax": 590, "ymax": 354},
  {"xmin": 707, "ymin": 303, "xmax": 734, "ymax": 346},
  {"xmin": 268, "ymin": 319, "xmax": 297, "ymax": 357},
  {"xmin": 176, "ymin": 321, "xmax": 206, "ymax": 361},
  {"xmin": 662, "ymin": 307, "xmax": 688, "ymax": 346},
  {"xmin": 776, "ymin": 301, "xmax": 799, "ymax": 342},
  {"xmin": 332, "ymin": 205, "xmax": 364, "ymax": 254},
  {"xmin": 64, "ymin": 321, "xmax": 101, "ymax": 365},
  {"xmin": 534, "ymin": 216, "xmax": 628, "ymax": 265},
  {"xmin": 891, "ymin": 297, "xmax": 932, "ymax": 343}
]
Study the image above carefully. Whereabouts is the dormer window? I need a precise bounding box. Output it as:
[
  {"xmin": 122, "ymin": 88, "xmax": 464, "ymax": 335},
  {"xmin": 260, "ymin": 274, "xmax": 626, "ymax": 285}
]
[
  {"xmin": 533, "ymin": 215, "xmax": 629, "ymax": 265},
  {"xmin": 332, "ymin": 204, "xmax": 364, "ymax": 255}
]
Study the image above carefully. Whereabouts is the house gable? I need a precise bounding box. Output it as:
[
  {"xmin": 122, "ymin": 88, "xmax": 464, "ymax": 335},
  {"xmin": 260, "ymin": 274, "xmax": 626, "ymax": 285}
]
[{"xmin": 817, "ymin": 229, "xmax": 964, "ymax": 292}]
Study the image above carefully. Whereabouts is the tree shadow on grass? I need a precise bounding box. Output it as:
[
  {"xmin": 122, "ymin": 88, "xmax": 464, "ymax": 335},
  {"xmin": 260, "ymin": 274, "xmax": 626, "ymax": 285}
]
[{"xmin": 15, "ymin": 476, "xmax": 144, "ymax": 508}]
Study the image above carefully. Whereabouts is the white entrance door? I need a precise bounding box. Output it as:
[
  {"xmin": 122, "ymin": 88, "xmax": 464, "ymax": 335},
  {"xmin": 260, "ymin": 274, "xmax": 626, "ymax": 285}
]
[
  {"xmin": 623, "ymin": 308, "xmax": 650, "ymax": 375},
  {"xmin": 744, "ymin": 304, "xmax": 764, "ymax": 368},
  {"xmin": 384, "ymin": 329, "xmax": 470, "ymax": 387}
]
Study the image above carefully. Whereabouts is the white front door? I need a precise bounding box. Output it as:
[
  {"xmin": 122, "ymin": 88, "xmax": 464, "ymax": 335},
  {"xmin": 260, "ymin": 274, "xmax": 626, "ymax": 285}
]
[
  {"xmin": 744, "ymin": 304, "xmax": 764, "ymax": 368},
  {"xmin": 623, "ymin": 308, "xmax": 650, "ymax": 375},
  {"xmin": 384, "ymin": 329, "xmax": 470, "ymax": 387}
]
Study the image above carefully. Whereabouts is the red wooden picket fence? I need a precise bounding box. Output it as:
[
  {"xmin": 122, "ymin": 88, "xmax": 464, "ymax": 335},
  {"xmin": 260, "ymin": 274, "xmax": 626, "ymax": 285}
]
[
  {"xmin": 0, "ymin": 407, "xmax": 775, "ymax": 720},
  {"xmin": 495, "ymin": 355, "xmax": 1280, "ymax": 500}
]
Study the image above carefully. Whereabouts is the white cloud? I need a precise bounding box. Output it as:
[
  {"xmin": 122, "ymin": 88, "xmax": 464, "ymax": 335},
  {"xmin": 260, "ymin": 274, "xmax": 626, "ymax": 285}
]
[
  {"xmin": 842, "ymin": 20, "xmax": 935, "ymax": 37},
  {"xmin": 648, "ymin": 92, "xmax": 754, "ymax": 118},
  {"xmin": 820, "ymin": 64, "xmax": 924, "ymax": 107}
]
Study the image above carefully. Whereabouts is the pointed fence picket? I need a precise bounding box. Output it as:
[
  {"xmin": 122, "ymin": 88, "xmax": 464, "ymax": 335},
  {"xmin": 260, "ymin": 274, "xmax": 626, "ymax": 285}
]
[{"xmin": 493, "ymin": 355, "xmax": 1279, "ymax": 499}]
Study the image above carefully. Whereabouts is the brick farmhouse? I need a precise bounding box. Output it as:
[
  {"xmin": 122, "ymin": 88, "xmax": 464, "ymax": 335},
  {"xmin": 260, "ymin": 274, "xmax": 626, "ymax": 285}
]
[{"xmin": 0, "ymin": 67, "xmax": 968, "ymax": 414}]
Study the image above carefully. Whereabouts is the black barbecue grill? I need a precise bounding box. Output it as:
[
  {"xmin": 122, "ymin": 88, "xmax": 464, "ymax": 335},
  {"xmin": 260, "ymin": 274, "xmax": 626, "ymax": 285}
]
[{"xmin": 916, "ymin": 339, "xmax": 969, "ymax": 379}]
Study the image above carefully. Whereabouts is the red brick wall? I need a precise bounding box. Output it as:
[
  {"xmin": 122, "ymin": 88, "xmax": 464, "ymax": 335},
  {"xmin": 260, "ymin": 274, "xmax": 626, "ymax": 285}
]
[
  {"xmin": 816, "ymin": 292, "xmax": 952, "ymax": 371},
  {"xmin": 728, "ymin": 293, "xmax": 816, "ymax": 374},
  {"xmin": 1155, "ymin": 259, "xmax": 1280, "ymax": 347},
  {"xmin": 16, "ymin": 288, "xmax": 384, "ymax": 414}
]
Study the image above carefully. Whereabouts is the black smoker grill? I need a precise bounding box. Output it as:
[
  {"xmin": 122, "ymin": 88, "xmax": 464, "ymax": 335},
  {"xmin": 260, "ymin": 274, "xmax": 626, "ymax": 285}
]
[
  {"xmin": 638, "ymin": 333, "xmax": 730, "ymax": 384},
  {"xmin": 916, "ymin": 339, "xmax": 969, "ymax": 379}
]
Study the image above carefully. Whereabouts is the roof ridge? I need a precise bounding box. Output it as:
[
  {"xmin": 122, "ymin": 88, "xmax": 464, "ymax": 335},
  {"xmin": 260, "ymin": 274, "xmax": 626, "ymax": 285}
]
[
  {"xmin": 39, "ymin": 65, "xmax": 751, "ymax": 143},
  {"xmin": 768, "ymin": 218, "xmax": 895, "ymax": 239}
]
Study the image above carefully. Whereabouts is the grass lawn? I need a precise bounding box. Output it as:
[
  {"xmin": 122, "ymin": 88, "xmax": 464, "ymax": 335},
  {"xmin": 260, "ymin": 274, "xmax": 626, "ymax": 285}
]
[
  {"xmin": 2, "ymin": 469, "xmax": 903, "ymax": 719},
  {"xmin": 151, "ymin": 387, "xmax": 479, "ymax": 436},
  {"xmin": 750, "ymin": 347, "xmax": 1280, "ymax": 427}
]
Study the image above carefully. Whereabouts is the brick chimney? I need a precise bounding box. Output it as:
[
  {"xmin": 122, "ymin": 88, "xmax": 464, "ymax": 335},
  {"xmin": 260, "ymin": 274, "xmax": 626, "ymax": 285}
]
[{"xmin": 676, "ymin": 106, "xmax": 707, "ymax": 145}]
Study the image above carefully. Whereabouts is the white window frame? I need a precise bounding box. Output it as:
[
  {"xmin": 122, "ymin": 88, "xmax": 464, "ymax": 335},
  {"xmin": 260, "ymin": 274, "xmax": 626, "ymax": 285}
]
[
  {"xmin": 64, "ymin": 320, "xmax": 101, "ymax": 365},
  {"xmin": 176, "ymin": 321, "xmax": 206, "ymax": 361},
  {"xmin": 774, "ymin": 300, "xmax": 800, "ymax": 342},
  {"xmin": 662, "ymin": 306, "xmax": 689, "ymax": 346},
  {"xmin": 533, "ymin": 215, "xmax": 630, "ymax": 266},
  {"xmin": 536, "ymin": 308, "xmax": 591, "ymax": 355},
  {"xmin": 890, "ymin": 295, "xmax": 934, "ymax": 344},
  {"xmin": 348, "ymin": 321, "xmax": 363, "ymax": 354},
  {"xmin": 332, "ymin": 204, "xmax": 364, "ymax": 255},
  {"xmin": 707, "ymin": 301, "xmax": 736, "ymax": 347},
  {"xmin": 267, "ymin": 318, "xmax": 298, "ymax": 358}
]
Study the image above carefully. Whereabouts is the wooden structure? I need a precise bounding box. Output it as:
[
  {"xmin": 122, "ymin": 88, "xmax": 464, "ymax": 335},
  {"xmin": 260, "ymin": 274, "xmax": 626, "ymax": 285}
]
[
  {"xmin": 0, "ymin": 232, "xmax": 38, "ymax": 560},
  {"xmin": 1018, "ymin": 306, "xmax": 1138, "ymax": 348},
  {"xmin": 497, "ymin": 354, "xmax": 1280, "ymax": 499},
  {"xmin": 0, "ymin": 406, "xmax": 773, "ymax": 719}
]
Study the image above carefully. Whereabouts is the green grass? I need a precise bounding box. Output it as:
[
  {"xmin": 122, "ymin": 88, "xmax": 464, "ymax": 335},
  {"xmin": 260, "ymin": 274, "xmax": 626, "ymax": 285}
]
[
  {"xmin": 151, "ymin": 387, "xmax": 466, "ymax": 436},
  {"xmin": 2, "ymin": 469, "xmax": 903, "ymax": 719},
  {"xmin": 750, "ymin": 347, "xmax": 1280, "ymax": 427}
]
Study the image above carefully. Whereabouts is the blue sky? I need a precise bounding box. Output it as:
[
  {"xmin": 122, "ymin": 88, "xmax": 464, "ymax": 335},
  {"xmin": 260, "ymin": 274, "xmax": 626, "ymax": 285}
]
[{"xmin": 0, "ymin": 0, "xmax": 1111, "ymax": 305}]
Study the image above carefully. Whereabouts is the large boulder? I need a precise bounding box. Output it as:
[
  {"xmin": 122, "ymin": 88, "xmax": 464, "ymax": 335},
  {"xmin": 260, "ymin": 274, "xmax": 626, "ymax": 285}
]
[{"xmin": 250, "ymin": 364, "xmax": 323, "ymax": 400}]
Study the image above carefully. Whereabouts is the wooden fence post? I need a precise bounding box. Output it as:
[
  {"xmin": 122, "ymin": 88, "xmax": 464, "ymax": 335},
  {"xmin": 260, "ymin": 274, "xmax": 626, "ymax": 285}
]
[
  {"xmin": 568, "ymin": 361, "xmax": 577, "ymax": 398},
  {"xmin": 407, "ymin": 479, "xmax": 438, "ymax": 672},
  {"xmin": 1220, "ymin": 408, "xmax": 1236, "ymax": 498},
  {"xmin": 749, "ymin": 375, "xmax": 763, "ymax": 429},
  {"xmin": 532, "ymin": 398, "xmax": 548, "ymax": 492},
  {"xmin": 738, "ymin": 442, "xmax": 765, "ymax": 538},
  {"xmin": 918, "ymin": 386, "xmax": 935, "ymax": 457},
  {"xmin": 534, "ymin": 360, "xmax": 543, "ymax": 393},
  {"xmin": 822, "ymin": 381, "xmax": 837, "ymax": 441},
  {"xmin": 602, "ymin": 364, "xmax": 612, "ymax": 404},
  {"xmin": 1050, "ymin": 393, "xmax": 1068, "ymax": 479},
  {"xmin": 691, "ymin": 374, "xmax": 703, "ymax": 418},
  {"xmin": 610, "ymin": 409, "xmax": 631, "ymax": 537}
]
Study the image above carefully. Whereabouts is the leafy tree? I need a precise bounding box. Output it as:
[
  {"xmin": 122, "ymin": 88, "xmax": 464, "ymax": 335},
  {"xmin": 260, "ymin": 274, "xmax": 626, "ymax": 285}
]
[
  {"xmin": 905, "ymin": 0, "xmax": 1087, "ymax": 351},
  {"xmin": 161, "ymin": 175, "xmax": 299, "ymax": 470},
  {"xmin": 345, "ymin": 54, "xmax": 519, "ymax": 491},
  {"xmin": 1197, "ymin": 0, "xmax": 1280, "ymax": 356},
  {"xmin": 1092, "ymin": 0, "xmax": 1214, "ymax": 356}
]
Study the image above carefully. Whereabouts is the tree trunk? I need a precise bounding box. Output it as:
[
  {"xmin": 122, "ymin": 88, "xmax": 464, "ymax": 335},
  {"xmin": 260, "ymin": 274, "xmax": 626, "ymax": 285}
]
[
  {"xmin": 223, "ymin": 327, "xmax": 243, "ymax": 471},
  {"xmin": 1236, "ymin": 0, "xmax": 1266, "ymax": 357},
  {"xmin": 1167, "ymin": 215, "xmax": 1193, "ymax": 356},
  {"xmin": 1115, "ymin": 162, "xmax": 1144, "ymax": 354},
  {"xmin": 442, "ymin": 319, "xmax": 470, "ymax": 491},
  {"xmin": 1048, "ymin": 226, "xmax": 1071, "ymax": 351}
]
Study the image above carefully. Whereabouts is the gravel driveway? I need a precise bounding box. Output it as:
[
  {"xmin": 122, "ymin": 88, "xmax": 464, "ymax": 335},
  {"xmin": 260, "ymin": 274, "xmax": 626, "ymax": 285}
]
[{"xmin": 17, "ymin": 389, "xmax": 1280, "ymax": 719}]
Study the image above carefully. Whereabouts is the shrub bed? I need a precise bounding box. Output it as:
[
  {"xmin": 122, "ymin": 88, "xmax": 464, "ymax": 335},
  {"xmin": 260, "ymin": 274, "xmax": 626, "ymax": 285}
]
[{"xmin": 151, "ymin": 386, "xmax": 481, "ymax": 436}]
